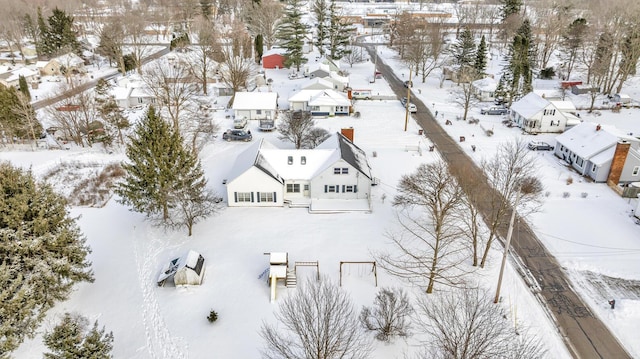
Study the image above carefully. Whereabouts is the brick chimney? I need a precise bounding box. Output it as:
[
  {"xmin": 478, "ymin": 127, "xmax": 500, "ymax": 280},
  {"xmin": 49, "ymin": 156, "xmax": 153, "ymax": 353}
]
[
  {"xmin": 341, "ymin": 127, "xmax": 354, "ymax": 143},
  {"xmin": 607, "ymin": 140, "xmax": 631, "ymax": 188}
]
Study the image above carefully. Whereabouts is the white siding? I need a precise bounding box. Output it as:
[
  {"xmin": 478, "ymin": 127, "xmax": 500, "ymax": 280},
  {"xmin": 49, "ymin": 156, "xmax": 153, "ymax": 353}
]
[
  {"xmin": 227, "ymin": 167, "xmax": 283, "ymax": 207},
  {"xmin": 310, "ymin": 160, "xmax": 370, "ymax": 200}
]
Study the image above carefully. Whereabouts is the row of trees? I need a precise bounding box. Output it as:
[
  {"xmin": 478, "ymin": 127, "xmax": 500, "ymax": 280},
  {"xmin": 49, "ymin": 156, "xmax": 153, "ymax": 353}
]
[
  {"xmin": 378, "ymin": 139, "xmax": 542, "ymax": 295},
  {"xmin": 262, "ymin": 278, "xmax": 546, "ymax": 359}
]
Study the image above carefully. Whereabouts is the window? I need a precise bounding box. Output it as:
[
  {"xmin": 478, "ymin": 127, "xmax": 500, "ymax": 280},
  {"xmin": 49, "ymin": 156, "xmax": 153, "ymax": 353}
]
[
  {"xmin": 301, "ymin": 156, "xmax": 306, "ymax": 165},
  {"xmin": 259, "ymin": 192, "xmax": 274, "ymax": 202},
  {"xmin": 341, "ymin": 168, "xmax": 349, "ymax": 174},
  {"xmin": 236, "ymin": 192, "xmax": 251, "ymax": 202},
  {"xmin": 304, "ymin": 184, "xmax": 309, "ymax": 191},
  {"xmin": 344, "ymin": 185, "xmax": 354, "ymax": 192},
  {"xmin": 633, "ymin": 166, "xmax": 640, "ymax": 176},
  {"xmin": 256, "ymin": 109, "xmax": 262, "ymax": 115},
  {"xmin": 592, "ymin": 164, "xmax": 597, "ymax": 172},
  {"xmin": 576, "ymin": 158, "xmax": 584, "ymax": 167},
  {"xmin": 334, "ymin": 167, "xmax": 348, "ymax": 174},
  {"xmin": 334, "ymin": 168, "xmax": 341, "ymax": 174},
  {"xmin": 286, "ymin": 184, "xmax": 300, "ymax": 193},
  {"xmin": 327, "ymin": 185, "xmax": 337, "ymax": 193},
  {"xmin": 288, "ymin": 156, "xmax": 293, "ymax": 165}
]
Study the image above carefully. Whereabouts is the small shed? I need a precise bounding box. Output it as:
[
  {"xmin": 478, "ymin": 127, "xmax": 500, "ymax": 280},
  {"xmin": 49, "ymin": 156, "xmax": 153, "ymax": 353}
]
[
  {"xmin": 157, "ymin": 250, "xmax": 206, "ymax": 286},
  {"xmin": 612, "ymin": 93, "xmax": 632, "ymax": 104},
  {"xmin": 262, "ymin": 49, "xmax": 287, "ymax": 69},
  {"xmin": 571, "ymin": 84, "xmax": 599, "ymax": 95}
]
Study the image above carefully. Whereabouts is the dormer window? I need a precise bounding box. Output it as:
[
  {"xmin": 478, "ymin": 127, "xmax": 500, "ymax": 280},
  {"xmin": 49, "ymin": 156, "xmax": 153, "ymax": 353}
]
[
  {"xmin": 288, "ymin": 156, "xmax": 293, "ymax": 165},
  {"xmin": 301, "ymin": 156, "xmax": 306, "ymax": 165}
]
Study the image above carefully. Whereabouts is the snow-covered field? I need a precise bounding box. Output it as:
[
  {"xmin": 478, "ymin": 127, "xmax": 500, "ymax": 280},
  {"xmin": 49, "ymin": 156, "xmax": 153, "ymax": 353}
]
[{"xmin": 4, "ymin": 33, "xmax": 640, "ymax": 359}]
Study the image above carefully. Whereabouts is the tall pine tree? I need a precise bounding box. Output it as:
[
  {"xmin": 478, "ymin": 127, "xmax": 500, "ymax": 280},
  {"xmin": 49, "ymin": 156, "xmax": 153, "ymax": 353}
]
[
  {"xmin": 502, "ymin": 19, "xmax": 535, "ymax": 103},
  {"xmin": 500, "ymin": 0, "xmax": 523, "ymax": 22},
  {"xmin": 0, "ymin": 162, "xmax": 93, "ymax": 355},
  {"xmin": 450, "ymin": 27, "xmax": 476, "ymax": 81},
  {"xmin": 116, "ymin": 106, "xmax": 215, "ymax": 235},
  {"xmin": 275, "ymin": 0, "xmax": 308, "ymax": 72},
  {"xmin": 327, "ymin": 0, "xmax": 353, "ymax": 60},
  {"xmin": 474, "ymin": 35, "xmax": 488, "ymax": 77},
  {"xmin": 312, "ymin": 0, "xmax": 329, "ymax": 57}
]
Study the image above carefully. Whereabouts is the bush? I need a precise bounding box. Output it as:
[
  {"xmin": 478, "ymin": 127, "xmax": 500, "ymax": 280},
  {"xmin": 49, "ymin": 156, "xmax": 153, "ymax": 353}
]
[
  {"xmin": 581, "ymin": 192, "xmax": 588, "ymax": 198},
  {"xmin": 540, "ymin": 67, "xmax": 555, "ymax": 79},
  {"xmin": 207, "ymin": 310, "xmax": 218, "ymax": 323},
  {"xmin": 360, "ymin": 287, "xmax": 412, "ymax": 342},
  {"xmin": 563, "ymin": 192, "xmax": 571, "ymax": 198},
  {"xmin": 566, "ymin": 176, "xmax": 573, "ymax": 185}
]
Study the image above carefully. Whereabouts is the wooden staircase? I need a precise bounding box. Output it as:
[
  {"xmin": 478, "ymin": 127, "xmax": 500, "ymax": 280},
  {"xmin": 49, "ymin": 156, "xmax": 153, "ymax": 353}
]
[{"xmin": 286, "ymin": 269, "xmax": 297, "ymax": 288}]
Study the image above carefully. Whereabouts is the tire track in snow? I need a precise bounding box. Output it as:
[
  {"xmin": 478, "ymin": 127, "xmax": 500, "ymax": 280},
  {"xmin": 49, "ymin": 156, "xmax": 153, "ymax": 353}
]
[{"xmin": 133, "ymin": 232, "xmax": 188, "ymax": 359}]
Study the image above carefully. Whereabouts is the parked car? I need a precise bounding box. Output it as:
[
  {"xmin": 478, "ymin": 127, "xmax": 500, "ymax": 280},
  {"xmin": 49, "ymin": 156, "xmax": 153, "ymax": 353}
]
[
  {"xmin": 400, "ymin": 97, "xmax": 408, "ymax": 106},
  {"xmin": 407, "ymin": 103, "xmax": 417, "ymax": 113},
  {"xmin": 528, "ymin": 141, "xmax": 554, "ymax": 151},
  {"xmin": 233, "ymin": 116, "xmax": 247, "ymax": 129},
  {"xmin": 480, "ymin": 106, "xmax": 509, "ymax": 115},
  {"xmin": 403, "ymin": 80, "xmax": 413, "ymax": 88},
  {"xmin": 222, "ymin": 129, "xmax": 252, "ymax": 142}
]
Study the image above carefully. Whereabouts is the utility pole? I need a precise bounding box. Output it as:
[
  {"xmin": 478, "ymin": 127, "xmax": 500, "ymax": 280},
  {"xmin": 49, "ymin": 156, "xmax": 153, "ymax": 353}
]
[
  {"xmin": 494, "ymin": 190, "xmax": 521, "ymax": 304},
  {"xmin": 404, "ymin": 67, "xmax": 412, "ymax": 131},
  {"xmin": 373, "ymin": 46, "xmax": 378, "ymax": 83}
]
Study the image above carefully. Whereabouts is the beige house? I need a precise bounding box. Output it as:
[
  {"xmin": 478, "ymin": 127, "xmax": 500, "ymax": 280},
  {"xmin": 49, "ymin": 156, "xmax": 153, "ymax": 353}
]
[{"xmin": 37, "ymin": 53, "xmax": 86, "ymax": 76}]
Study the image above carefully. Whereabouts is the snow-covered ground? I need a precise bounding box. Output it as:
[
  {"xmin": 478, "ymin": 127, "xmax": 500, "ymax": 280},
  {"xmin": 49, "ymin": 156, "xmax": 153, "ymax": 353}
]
[{"xmin": 4, "ymin": 34, "xmax": 640, "ymax": 359}]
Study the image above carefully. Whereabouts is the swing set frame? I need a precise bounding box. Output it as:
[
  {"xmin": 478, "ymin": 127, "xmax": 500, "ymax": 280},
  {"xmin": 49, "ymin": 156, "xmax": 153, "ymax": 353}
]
[{"xmin": 339, "ymin": 261, "xmax": 378, "ymax": 287}]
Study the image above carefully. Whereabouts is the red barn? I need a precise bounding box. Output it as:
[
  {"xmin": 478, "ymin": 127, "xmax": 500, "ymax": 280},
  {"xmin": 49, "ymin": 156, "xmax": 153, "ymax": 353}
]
[{"xmin": 262, "ymin": 49, "xmax": 287, "ymax": 69}]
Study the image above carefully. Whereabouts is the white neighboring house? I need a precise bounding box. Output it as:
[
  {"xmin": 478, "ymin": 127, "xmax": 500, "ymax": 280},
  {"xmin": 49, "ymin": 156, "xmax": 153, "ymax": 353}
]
[
  {"xmin": 225, "ymin": 132, "xmax": 372, "ymax": 211},
  {"xmin": 471, "ymin": 77, "xmax": 497, "ymax": 102},
  {"xmin": 510, "ymin": 92, "xmax": 573, "ymax": 133},
  {"xmin": 232, "ymin": 92, "xmax": 279, "ymax": 120},
  {"xmin": 302, "ymin": 77, "xmax": 335, "ymax": 91},
  {"xmin": 111, "ymin": 76, "xmax": 156, "ymax": 108},
  {"xmin": 288, "ymin": 89, "xmax": 351, "ymax": 116},
  {"xmin": 554, "ymin": 122, "xmax": 632, "ymax": 182},
  {"xmin": 0, "ymin": 67, "xmax": 39, "ymax": 88}
]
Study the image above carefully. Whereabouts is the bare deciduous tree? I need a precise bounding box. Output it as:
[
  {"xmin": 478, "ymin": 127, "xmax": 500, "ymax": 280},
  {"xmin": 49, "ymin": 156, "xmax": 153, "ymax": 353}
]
[
  {"xmin": 457, "ymin": 166, "xmax": 486, "ymax": 267},
  {"xmin": 261, "ymin": 277, "xmax": 372, "ymax": 359},
  {"xmin": 190, "ymin": 18, "xmax": 219, "ymax": 95},
  {"xmin": 414, "ymin": 287, "xmax": 547, "ymax": 359},
  {"xmin": 378, "ymin": 161, "xmax": 468, "ymax": 294},
  {"xmin": 143, "ymin": 59, "xmax": 198, "ymax": 132},
  {"xmin": 479, "ymin": 139, "xmax": 543, "ymax": 268},
  {"xmin": 122, "ymin": 7, "xmax": 152, "ymax": 74},
  {"xmin": 359, "ymin": 287, "xmax": 413, "ymax": 342},
  {"xmin": 278, "ymin": 110, "xmax": 310, "ymax": 148},
  {"xmin": 343, "ymin": 45, "xmax": 366, "ymax": 68},
  {"xmin": 451, "ymin": 68, "xmax": 479, "ymax": 121},
  {"xmin": 243, "ymin": 0, "xmax": 283, "ymax": 50}
]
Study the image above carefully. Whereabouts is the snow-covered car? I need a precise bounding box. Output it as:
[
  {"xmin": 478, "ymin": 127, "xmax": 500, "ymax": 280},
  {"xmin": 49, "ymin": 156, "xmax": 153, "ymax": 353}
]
[
  {"xmin": 407, "ymin": 103, "xmax": 417, "ymax": 113},
  {"xmin": 233, "ymin": 116, "xmax": 247, "ymax": 129},
  {"xmin": 480, "ymin": 106, "xmax": 509, "ymax": 115},
  {"xmin": 527, "ymin": 141, "xmax": 554, "ymax": 151},
  {"xmin": 222, "ymin": 129, "xmax": 252, "ymax": 142}
]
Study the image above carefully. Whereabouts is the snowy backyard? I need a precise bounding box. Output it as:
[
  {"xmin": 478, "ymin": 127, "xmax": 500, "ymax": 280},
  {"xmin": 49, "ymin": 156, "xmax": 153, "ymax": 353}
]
[{"xmin": 2, "ymin": 19, "xmax": 640, "ymax": 359}]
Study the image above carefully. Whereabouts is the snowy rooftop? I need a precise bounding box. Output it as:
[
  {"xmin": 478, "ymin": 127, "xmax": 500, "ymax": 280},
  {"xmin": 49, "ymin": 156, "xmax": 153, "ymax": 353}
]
[
  {"xmin": 510, "ymin": 92, "xmax": 551, "ymax": 118},
  {"xmin": 232, "ymin": 92, "xmax": 278, "ymax": 110},
  {"xmin": 556, "ymin": 122, "xmax": 621, "ymax": 159},
  {"xmin": 472, "ymin": 77, "xmax": 497, "ymax": 91}
]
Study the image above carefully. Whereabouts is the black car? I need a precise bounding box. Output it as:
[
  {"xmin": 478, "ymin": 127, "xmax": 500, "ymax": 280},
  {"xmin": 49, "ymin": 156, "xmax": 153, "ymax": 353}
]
[
  {"xmin": 403, "ymin": 80, "xmax": 413, "ymax": 88},
  {"xmin": 222, "ymin": 129, "xmax": 252, "ymax": 142}
]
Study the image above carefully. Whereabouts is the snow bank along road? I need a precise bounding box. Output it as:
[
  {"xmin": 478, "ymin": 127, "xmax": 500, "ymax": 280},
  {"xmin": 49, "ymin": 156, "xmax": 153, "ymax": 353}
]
[{"xmin": 366, "ymin": 45, "xmax": 632, "ymax": 359}]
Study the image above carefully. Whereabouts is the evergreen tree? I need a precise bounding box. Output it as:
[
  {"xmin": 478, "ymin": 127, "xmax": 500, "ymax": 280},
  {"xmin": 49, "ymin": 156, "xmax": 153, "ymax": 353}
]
[
  {"xmin": 474, "ymin": 35, "xmax": 488, "ymax": 77},
  {"xmin": 500, "ymin": 0, "xmax": 523, "ymax": 21},
  {"xmin": 200, "ymin": 0, "xmax": 213, "ymax": 19},
  {"xmin": 95, "ymin": 79, "xmax": 129, "ymax": 145},
  {"xmin": 39, "ymin": 8, "xmax": 80, "ymax": 57},
  {"xmin": 36, "ymin": 7, "xmax": 50, "ymax": 57},
  {"xmin": 312, "ymin": 0, "xmax": 329, "ymax": 57},
  {"xmin": 116, "ymin": 106, "xmax": 214, "ymax": 235},
  {"xmin": 43, "ymin": 313, "xmax": 114, "ymax": 359},
  {"xmin": 255, "ymin": 34, "xmax": 264, "ymax": 63},
  {"xmin": 18, "ymin": 75, "xmax": 31, "ymax": 100},
  {"xmin": 502, "ymin": 19, "xmax": 535, "ymax": 103},
  {"xmin": 275, "ymin": 0, "xmax": 308, "ymax": 72},
  {"xmin": 450, "ymin": 27, "xmax": 476, "ymax": 81},
  {"xmin": 0, "ymin": 163, "xmax": 94, "ymax": 355},
  {"xmin": 0, "ymin": 84, "xmax": 42, "ymax": 139},
  {"xmin": 327, "ymin": 0, "xmax": 353, "ymax": 60}
]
